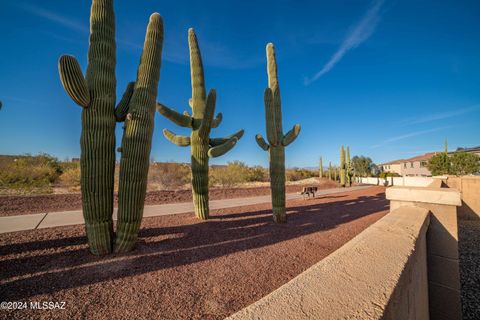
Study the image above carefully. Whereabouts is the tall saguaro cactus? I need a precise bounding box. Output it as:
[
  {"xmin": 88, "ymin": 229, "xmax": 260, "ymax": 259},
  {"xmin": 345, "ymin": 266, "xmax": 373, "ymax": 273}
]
[
  {"xmin": 255, "ymin": 43, "xmax": 301, "ymax": 223},
  {"xmin": 58, "ymin": 0, "xmax": 164, "ymax": 254},
  {"xmin": 345, "ymin": 145, "xmax": 352, "ymax": 187},
  {"xmin": 340, "ymin": 145, "xmax": 346, "ymax": 187},
  {"xmin": 157, "ymin": 29, "xmax": 243, "ymax": 220},
  {"xmin": 319, "ymin": 157, "xmax": 323, "ymax": 178},
  {"xmin": 328, "ymin": 161, "xmax": 332, "ymax": 180},
  {"xmin": 114, "ymin": 13, "xmax": 164, "ymax": 253}
]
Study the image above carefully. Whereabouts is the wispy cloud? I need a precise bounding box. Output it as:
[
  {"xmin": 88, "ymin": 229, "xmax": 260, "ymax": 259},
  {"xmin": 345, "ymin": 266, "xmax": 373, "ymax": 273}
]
[
  {"xmin": 370, "ymin": 126, "xmax": 451, "ymax": 149},
  {"xmin": 21, "ymin": 4, "xmax": 88, "ymax": 33},
  {"xmin": 304, "ymin": 0, "xmax": 385, "ymax": 85},
  {"xmin": 399, "ymin": 105, "xmax": 480, "ymax": 126}
]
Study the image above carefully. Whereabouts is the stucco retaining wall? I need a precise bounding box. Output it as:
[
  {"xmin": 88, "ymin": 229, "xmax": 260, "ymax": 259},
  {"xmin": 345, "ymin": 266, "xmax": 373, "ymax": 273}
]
[
  {"xmin": 444, "ymin": 176, "xmax": 480, "ymax": 220},
  {"xmin": 227, "ymin": 206, "xmax": 430, "ymax": 320}
]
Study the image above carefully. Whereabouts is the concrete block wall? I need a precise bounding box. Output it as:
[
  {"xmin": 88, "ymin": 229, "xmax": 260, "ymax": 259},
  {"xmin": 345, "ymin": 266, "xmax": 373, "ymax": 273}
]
[
  {"xmin": 227, "ymin": 207, "xmax": 431, "ymax": 320},
  {"xmin": 387, "ymin": 186, "xmax": 462, "ymax": 320},
  {"xmin": 445, "ymin": 176, "xmax": 480, "ymax": 220}
]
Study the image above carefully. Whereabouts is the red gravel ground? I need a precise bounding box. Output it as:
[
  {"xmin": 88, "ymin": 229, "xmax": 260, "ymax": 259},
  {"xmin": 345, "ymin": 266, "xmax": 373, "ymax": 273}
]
[
  {"xmin": 0, "ymin": 186, "xmax": 387, "ymax": 320},
  {"xmin": 0, "ymin": 181, "xmax": 339, "ymax": 217}
]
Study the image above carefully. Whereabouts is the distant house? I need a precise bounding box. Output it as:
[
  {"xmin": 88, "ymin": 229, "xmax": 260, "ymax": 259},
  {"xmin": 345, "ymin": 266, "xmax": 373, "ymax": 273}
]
[
  {"xmin": 381, "ymin": 146, "xmax": 480, "ymax": 178},
  {"xmin": 450, "ymin": 146, "xmax": 480, "ymax": 157},
  {"xmin": 381, "ymin": 152, "xmax": 438, "ymax": 177},
  {"xmin": 380, "ymin": 160, "xmax": 403, "ymax": 176},
  {"xmin": 400, "ymin": 152, "xmax": 437, "ymax": 177}
]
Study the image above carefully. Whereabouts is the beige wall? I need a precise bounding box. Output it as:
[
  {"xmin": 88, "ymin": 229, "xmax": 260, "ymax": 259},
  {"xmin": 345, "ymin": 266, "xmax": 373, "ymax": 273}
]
[
  {"xmin": 382, "ymin": 163, "xmax": 402, "ymax": 175},
  {"xmin": 445, "ymin": 176, "xmax": 480, "ymax": 220},
  {"xmin": 227, "ymin": 207, "xmax": 431, "ymax": 320},
  {"xmin": 387, "ymin": 186, "xmax": 462, "ymax": 320}
]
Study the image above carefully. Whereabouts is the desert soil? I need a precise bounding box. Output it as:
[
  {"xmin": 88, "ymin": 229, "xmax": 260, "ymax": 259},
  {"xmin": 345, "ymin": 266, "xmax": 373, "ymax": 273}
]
[
  {"xmin": 0, "ymin": 187, "xmax": 388, "ymax": 319},
  {"xmin": 0, "ymin": 186, "xmax": 387, "ymax": 320},
  {"xmin": 0, "ymin": 180, "xmax": 339, "ymax": 217}
]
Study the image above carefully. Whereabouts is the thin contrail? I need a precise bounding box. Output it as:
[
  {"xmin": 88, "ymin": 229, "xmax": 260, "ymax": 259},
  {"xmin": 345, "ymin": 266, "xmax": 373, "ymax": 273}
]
[{"xmin": 305, "ymin": 0, "xmax": 385, "ymax": 85}]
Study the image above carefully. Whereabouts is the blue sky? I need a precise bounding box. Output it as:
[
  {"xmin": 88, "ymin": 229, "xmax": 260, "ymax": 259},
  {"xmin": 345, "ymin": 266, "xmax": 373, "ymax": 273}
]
[{"xmin": 0, "ymin": 0, "xmax": 479, "ymax": 167}]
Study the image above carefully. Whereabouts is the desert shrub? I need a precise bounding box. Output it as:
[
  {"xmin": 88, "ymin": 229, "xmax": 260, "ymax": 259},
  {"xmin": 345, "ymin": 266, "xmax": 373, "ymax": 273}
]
[
  {"xmin": 148, "ymin": 162, "xmax": 190, "ymax": 190},
  {"xmin": 285, "ymin": 168, "xmax": 317, "ymax": 181},
  {"xmin": 246, "ymin": 165, "xmax": 269, "ymax": 182},
  {"xmin": 0, "ymin": 153, "xmax": 62, "ymax": 194},
  {"xmin": 379, "ymin": 171, "xmax": 400, "ymax": 178},
  {"xmin": 211, "ymin": 161, "xmax": 249, "ymax": 188},
  {"xmin": 58, "ymin": 166, "xmax": 81, "ymax": 192}
]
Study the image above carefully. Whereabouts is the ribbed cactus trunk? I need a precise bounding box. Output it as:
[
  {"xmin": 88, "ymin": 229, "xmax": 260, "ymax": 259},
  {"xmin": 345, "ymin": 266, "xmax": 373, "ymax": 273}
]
[
  {"xmin": 328, "ymin": 161, "xmax": 332, "ymax": 180},
  {"xmin": 115, "ymin": 13, "xmax": 163, "ymax": 253},
  {"xmin": 345, "ymin": 145, "xmax": 351, "ymax": 187},
  {"xmin": 269, "ymin": 145, "xmax": 286, "ymax": 222},
  {"xmin": 58, "ymin": 0, "xmax": 164, "ymax": 255},
  {"xmin": 58, "ymin": 0, "xmax": 117, "ymax": 255},
  {"xmin": 340, "ymin": 145, "xmax": 346, "ymax": 187},
  {"xmin": 319, "ymin": 157, "xmax": 323, "ymax": 178},
  {"xmin": 255, "ymin": 43, "xmax": 300, "ymax": 223},
  {"xmin": 157, "ymin": 29, "xmax": 243, "ymax": 220},
  {"xmin": 191, "ymin": 134, "xmax": 210, "ymax": 220}
]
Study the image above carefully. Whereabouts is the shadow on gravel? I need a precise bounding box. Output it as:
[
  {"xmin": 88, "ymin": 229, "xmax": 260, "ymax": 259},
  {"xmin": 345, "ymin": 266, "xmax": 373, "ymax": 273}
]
[{"xmin": 0, "ymin": 192, "xmax": 388, "ymax": 301}]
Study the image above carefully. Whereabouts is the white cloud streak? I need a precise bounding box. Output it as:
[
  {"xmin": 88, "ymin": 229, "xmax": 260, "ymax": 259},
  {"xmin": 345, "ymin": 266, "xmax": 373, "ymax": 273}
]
[
  {"xmin": 399, "ymin": 105, "xmax": 480, "ymax": 126},
  {"xmin": 370, "ymin": 126, "xmax": 451, "ymax": 149},
  {"xmin": 21, "ymin": 4, "xmax": 88, "ymax": 33},
  {"xmin": 305, "ymin": 0, "xmax": 385, "ymax": 85}
]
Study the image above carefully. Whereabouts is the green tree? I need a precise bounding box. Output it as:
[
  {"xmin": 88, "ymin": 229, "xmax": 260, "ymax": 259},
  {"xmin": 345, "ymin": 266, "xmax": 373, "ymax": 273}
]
[
  {"xmin": 351, "ymin": 156, "xmax": 373, "ymax": 177},
  {"xmin": 427, "ymin": 153, "xmax": 451, "ymax": 175},
  {"xmin": 450, "ymin": 152, "xmax": 480, "ymax": 175}
]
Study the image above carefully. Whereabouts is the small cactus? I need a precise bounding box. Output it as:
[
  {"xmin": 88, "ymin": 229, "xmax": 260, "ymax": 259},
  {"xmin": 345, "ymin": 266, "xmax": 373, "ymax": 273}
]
[
  {"xmin": 255, "ymin": 43, "xmax": 300, "ymax": 223},
  {"xmin": 345, "ymin": 145, "xmax": 353, "ymax": 187},
  {"xmin": 340, "ymin": 145, "xmax": 346, "ymax": 187},
  {"xmin": 157, "ymin": 29, "xmax": 243, "ymax": 220},
  {"xmin": 328, "ymin": 161, "xmax": 332, "ymax": 180},
  {"xmin": 319, "ymin": 157, "xmax": 323, "ymax": 178}
]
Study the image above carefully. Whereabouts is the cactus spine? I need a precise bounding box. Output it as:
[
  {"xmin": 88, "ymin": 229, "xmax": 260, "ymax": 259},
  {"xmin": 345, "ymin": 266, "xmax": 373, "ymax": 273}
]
[
  {"xmin": 340, "ymin": 145, "xmax": 346, "ymax": 187},
  {"xmin": 58, "ymin": 0, "xmax": 163, "ymax": 255},
  {"xmin": 319, "ymin": 157, "xmax": 323, "ymax": 178},
  {"xmin": 255, "ymin": 43, "xmax": 301, "ymax": 223},
  {"xmin": 157, "ymin": 29, "xmax": 243, "ymax": 220}
]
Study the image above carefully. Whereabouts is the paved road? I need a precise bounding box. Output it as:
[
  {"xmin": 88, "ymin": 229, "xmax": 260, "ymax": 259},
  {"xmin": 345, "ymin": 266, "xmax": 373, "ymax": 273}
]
[{"xmin": 0, "ymin": 185, "xmax": 371, "ymax": 234}]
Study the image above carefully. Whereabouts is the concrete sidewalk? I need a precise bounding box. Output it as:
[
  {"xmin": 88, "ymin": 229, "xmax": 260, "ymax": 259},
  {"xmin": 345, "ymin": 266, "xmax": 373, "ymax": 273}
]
[{"xmin": 0, "ymin": 185, "xmax": 370, "ymax": 234}]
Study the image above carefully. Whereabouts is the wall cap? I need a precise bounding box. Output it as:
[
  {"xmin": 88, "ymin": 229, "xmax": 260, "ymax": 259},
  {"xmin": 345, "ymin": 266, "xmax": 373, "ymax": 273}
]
[
  {"xmin": 386, "ymin": 186, "xmax": 461, "ymax": 206},
  {"xmin": 227, "ymin": 207, "xmax": 430, "ymax": 320}
]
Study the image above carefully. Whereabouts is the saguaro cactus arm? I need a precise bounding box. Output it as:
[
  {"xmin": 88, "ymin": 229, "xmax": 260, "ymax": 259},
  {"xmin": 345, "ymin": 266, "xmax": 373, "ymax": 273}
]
[
  {"xmin": 208, "ymin": 136, "xmax": 238, "ymax": 158},
  {"xmin": 255, "ymin": 134, "xmax": 270, "ymax": 151},
  {"xmin": 115, "ymin": 82, "xmax": 135, "ymax": 121},
  {"xmin": 212, "ymin": 112, "xmax": 223, "ymax": 128},
  {"xmin": 58, "ymin": 55, "xmax": 90, "ymax": 107},
  {"xmin": 163, "ymin": 129, "xmax": 191, "ymax": 146},
  {"xmin": 282, "ymin": 124, "xmax": 301, "ymax": 146},
  {"xmin": 156, "ymin": 102, "xmax": 193, "ymax": 127},
  {"xmin": 209, "ymin": 129, "xmax": 244, "ymax": 147}
]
